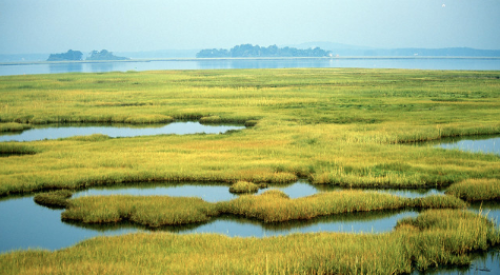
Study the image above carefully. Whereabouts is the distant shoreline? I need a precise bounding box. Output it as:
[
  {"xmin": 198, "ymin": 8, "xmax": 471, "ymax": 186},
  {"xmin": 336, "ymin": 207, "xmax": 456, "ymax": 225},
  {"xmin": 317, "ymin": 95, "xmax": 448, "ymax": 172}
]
[{"xmin": 1, "ymin": 56, "xmax": 500, "ymax": 66}]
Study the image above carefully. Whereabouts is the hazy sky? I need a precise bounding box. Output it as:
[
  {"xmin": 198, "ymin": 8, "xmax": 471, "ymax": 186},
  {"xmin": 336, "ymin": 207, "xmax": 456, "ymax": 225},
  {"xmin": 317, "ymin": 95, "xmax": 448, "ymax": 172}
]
[{"xmin": 1, "ymin": 0, "xmax": 499, "ymax": 54}]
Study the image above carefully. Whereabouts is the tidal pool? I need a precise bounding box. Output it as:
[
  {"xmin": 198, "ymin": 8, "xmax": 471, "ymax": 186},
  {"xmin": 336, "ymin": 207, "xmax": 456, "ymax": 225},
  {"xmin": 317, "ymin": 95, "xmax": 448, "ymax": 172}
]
[
  {"xmin": 0, "ymin": 194, "xmax": 417, "ymax": 254},
  {"xmin": 73, "ymin": 180, "xmax": 322, "ymax": 202},
  {"xmin": 0, "ymin": 121, "xmax": 245, "ymax": 142},
  {"xmin": 73, "ymin": 180, "xmax": 445, "ymax": 202}
]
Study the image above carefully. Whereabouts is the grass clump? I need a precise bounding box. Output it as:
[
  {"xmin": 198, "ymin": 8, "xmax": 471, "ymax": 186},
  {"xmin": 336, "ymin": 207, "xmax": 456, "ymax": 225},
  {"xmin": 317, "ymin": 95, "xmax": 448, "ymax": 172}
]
[
  {"xmin": 244, "ymin": 120, "xmax": 258, "ymax": 127},
  {"xmin": 229, "ymin": 181, "xmax": 259, "ymax": 194},
  {"xmin": 410, "ymin": 194, "xmax": 467, "ymax": 209},
  {"xmin": 218, "ymin": 190, "xmax": 405, "ymax": 223},
  {"xmin": 57, "ymin": 191, "xmax": 465, "ymax": 227},
  {"xmin": 34, "ymin": 190, "xmax": 73, "ymax": 208},
  {"xmin": 199, "ymin": 116, "xmax": 222, "ymax": 124},
  {"xmin": 397, "ymin": 209, "xmax": 500, "ymax": 270},
  {"xmin": 446, "ymin": 179, "xmax": 500, "ymax": 201},
  {"xmin": 0, "ymin": 143, "xmax": 38, "ymax": 156},
  {"xmin": 62, "ymin": 195, "xmax": 218, "ymax": 227},
  {"xmin": 0, "ymin": 122, "xmax": 31, "ymax": 133}
]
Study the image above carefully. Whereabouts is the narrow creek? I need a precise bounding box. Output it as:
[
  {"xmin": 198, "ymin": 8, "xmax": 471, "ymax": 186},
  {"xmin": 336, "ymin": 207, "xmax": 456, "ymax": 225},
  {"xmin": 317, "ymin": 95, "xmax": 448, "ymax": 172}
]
[{"xmin": 0, "ymin": 121, "xmax": 246, "ymax": 142}]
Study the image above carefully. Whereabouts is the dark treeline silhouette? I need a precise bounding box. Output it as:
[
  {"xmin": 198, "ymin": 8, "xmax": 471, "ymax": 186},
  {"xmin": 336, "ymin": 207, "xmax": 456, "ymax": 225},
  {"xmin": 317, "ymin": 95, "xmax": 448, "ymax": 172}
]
[
  {"xmin": 86, "ymin": 49, "xmax": 128, "ymax": 61},
  {"xmin": 47, "ymin": 50, "xmax": 83, "ymax": 61},
  {"xmin": 196, "ymin": 44, "xmax": 331, "ymax": 58},
  {"xmin": 47, "ymin": 49, "xmax": 128, "ymax": 61}
]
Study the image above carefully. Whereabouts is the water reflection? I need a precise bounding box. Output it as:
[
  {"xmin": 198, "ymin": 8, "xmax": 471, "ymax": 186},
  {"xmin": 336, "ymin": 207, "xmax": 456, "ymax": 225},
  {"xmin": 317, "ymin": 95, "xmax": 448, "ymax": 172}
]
[
  {"xmin": 196, "ymin": 59, "xmax": 331, "ymax": 70},
  {"xmin": 0, "ymin": 122, "xmax": 245, "ymax": 142},
  {"xmin": 89, "ymin": 62, "xmax": 115, "ymax": 73},
  {"xmin": 1, "ymin": 58, "xmax": 500, "ymax": 76},
  {"xmin": 73, "ymin": 181, "xmax": 444, "ymax": 202},
  {"xmin": 415, "ymin": 135, "xmax": 500, "ymax": 156},
  {"xmin": 74, "ymin": 182, "xmax": 238, "ymax": 202},
  {"xmin": 48, "ymin": 63, "xmax": 83, "ymax": 73},
  {"xmin": 68, "ymin": 210, "xmax": 418, "ymax": 237},
  {"xmin": 437, "ymin": 136, "xmax": 499, "ymax": 155},
  {"xmin": 0, "ymin": 196, "xmax": 139, "ymax": 253},
  {"xmin": 0, "ymin": 193, "xmax": 418, "ymax": 253}
]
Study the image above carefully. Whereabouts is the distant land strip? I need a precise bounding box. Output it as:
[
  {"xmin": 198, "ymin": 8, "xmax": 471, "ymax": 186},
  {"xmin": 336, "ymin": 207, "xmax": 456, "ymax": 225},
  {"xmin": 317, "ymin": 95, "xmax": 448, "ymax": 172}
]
[{"xmin": 1, "ymin": 56, "xmax": 500, "ymax": 66}]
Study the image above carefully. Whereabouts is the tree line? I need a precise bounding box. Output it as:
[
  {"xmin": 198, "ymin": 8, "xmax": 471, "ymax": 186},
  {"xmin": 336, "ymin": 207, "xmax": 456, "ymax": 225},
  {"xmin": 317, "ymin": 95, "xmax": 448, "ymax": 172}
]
[
  {"xmin": 196, "ymin": 44, "xmax": 331, "ymax": 58},
  {"xmin": 47, "ymin": 50, "xmax": 128, "ymax": 61}
]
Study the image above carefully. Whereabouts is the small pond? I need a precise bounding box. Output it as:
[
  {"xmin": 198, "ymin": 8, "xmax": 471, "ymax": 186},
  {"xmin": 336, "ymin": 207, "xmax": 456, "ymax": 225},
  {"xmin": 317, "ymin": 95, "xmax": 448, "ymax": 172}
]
[
  {"xmin": 0, "ymin": 121, "xmax": 245, "ymax": 142},
  {"xmin": 73, "ymin": 180, "xmax": 445, "ymax": 202},
  {"xmin": 418, "ymin": 135, "xmax": 500, "ymax": 156},
  {"xmin": 0, "ymin": 194, "xmax": 417, "ymax": 254}
]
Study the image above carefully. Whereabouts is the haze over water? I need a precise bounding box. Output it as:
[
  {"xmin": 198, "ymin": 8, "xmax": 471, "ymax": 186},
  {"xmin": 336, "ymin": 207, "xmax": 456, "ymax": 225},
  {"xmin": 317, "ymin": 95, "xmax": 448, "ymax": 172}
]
[{"xmin": 1, "ymin": 58, "xmax": 499, "ymax": 76}]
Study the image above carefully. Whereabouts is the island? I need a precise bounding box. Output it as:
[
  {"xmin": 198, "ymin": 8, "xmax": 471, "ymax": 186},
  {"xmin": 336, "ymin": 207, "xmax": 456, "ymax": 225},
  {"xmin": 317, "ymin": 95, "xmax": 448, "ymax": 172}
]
[
  {"xmin": 46, "ymin": 49, "xmax": 129, "ymax": 61},
  {"xmin": 196, "ymin": 44, "xmax": 331, "ymax": 58},
  {"xmin": 46, "ymin": 50, "xmax": 83, "ymax": 61},
  {"xmin": 86, "ymin": 49, "xmax": 129, "ymax": 61}
]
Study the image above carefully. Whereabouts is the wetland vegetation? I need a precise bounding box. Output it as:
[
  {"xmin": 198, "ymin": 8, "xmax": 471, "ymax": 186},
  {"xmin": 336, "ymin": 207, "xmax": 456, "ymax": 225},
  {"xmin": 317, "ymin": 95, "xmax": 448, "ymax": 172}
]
[
  {"xmin": 1, "ymin": 68, "xmax": 500, "ymax": 273},
  {"xmin": 228, "ymin": 180, "xmax": 261, "ymax": 194},
  {"xmin": 1, "ymin": 209, "xmax": 499, "ymax": 274}
]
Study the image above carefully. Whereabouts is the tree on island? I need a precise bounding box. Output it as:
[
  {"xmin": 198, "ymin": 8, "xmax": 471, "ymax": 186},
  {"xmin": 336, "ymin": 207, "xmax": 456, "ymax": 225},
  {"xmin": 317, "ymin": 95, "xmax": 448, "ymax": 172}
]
[
  {"xmin": 196, "ymin": 44, "xmax": 331, "ymax": 58},
  {"xmin": 47, "ymin": 50, "xmax": 83, "ymax": 61},
  {"xmin": 86, "ymin": 49, "xmax": 129, "ymax": 61}
]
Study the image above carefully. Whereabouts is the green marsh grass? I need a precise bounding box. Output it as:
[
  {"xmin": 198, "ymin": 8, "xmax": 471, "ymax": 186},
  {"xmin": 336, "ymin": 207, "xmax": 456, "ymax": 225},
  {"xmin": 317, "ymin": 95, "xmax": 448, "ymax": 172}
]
[
  {"xmin": 446, "ymin": 179, "xmax": 500, "ymax": 201},
  {"xmin": 60, "ymin": 191, "xmax": 466, "ymax": 227},
  {"xmin": 217, "ymin": 190, "xmax": 466, "ymax": 223},
  {"xmin": 1, "ymin": 69, "xmax": 500, "ymax": 194},
  {"xmin": 33, "ymin": 190, "xmax": 73, "ymax": 208},
  {"xmin": 0, "ymin": 122, "xmax": 31, "ymax": 133},
  {"xmin": 62, "ymin": 195, "xmax": 218, "ymax": 227},
  {"xmin": 0, "ymin": 143, "xmax": 38, "ymax": 156},
  {"xmin": 1, "ymin": 209, "xmax": 498, "ymax": 274},
  {"xmin": 1, "ymin": 68, "xmax": 500, "ymax": 273},
  {"xmin": 229, "ymin": 180, "xmax": 260, "ymax": 194}
]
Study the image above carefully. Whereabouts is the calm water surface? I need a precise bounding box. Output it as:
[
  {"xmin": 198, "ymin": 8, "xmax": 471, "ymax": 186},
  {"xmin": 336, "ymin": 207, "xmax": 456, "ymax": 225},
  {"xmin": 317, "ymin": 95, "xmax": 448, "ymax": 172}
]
[
  {"xmin": 73, "ymin": 181, "xmax": 322, "ymax": 202},
  {"xmin": 1, "ymin": 58, "xmax": 499, "ymax": 76},
  {"xmin": 435, "ymin": 135, "xmax": 500, "ymax": 156},
  {"xmin": 1, "ymin": 180, "xmax": 438, "ymax": 253},
  {"xmin": 0, "ymin": 122, "xmax": 245, "ymax": 142},
  {"xmin": 0, "ymin": 193, "xmax": 417, "ymax": 254},
  {"xmin": 1, "ymin": 181, "xmax": 499, "ymax": 274},
  {"xmin": 73, "ymin": 180, "xmax": 445, "ymax": 202},
  {"xmin": 411, "ymin": 135, "xmax": 500, "ymax": 156}
]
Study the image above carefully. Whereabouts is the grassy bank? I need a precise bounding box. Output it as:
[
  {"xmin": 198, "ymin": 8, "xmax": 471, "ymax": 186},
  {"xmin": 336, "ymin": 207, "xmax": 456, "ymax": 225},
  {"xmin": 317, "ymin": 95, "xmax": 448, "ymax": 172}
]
[
  {"xmin": 0, "ymin": 122, "xmax": 31, "ymax": 133},
  {"xmin": 34, "ymin": 189, "xmax": 73, "ymax": 208},
  {"xmin": 1, "ymin": 209, "xmax": 498, "ymax": 274},
  {"xmin": 58, "ymin": 191, "xmax": 466, "ymax": 227},
  {"xmin": 446, "ymin": 179, "xmax": 500, "ymax": 201},
  {"xmin": 62, "ymin": 195, "xmax": 218, "ymax": 227}
]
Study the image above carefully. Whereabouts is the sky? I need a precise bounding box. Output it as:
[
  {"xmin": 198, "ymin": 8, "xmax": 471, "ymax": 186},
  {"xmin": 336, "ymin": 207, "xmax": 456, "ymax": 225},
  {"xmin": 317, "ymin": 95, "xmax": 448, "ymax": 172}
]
[{"xmin": 1, "ymin": 0, "xmax": 500, "ymax": 54}]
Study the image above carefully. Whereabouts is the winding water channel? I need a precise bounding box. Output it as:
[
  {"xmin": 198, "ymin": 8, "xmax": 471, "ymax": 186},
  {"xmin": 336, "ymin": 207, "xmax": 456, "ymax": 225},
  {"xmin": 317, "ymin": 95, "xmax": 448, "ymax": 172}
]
[
  {"xmin": 0, "ymin": 121, "xmax": 245, "ymax": 142},
  {"xmin": 1, "ymin": 180, "xmax": 430, "ymax": 253},
  {"xmin": 1, "ymin": 127, "xmax": 499, "ymax": 273}
]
